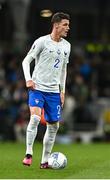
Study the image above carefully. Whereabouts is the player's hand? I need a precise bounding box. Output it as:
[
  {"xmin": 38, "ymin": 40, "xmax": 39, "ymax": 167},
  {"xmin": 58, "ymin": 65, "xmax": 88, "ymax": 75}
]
[
  {"xmin": 26, "ymin": 80, "xmax": 35, "ymax": 90},
  {"xmin": 60, "ymin": 92, "xmax": 65, "ymax": 108}
]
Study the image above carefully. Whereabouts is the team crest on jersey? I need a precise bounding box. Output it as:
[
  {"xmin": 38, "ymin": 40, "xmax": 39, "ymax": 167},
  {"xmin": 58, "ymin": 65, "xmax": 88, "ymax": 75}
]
[
  {"xmin": 35, "ymin": 99, "xmax": 39, "ymax": 104},
  {"xmin": 57, "ymin": 49, "xmax": 61, "ymax": 55}
]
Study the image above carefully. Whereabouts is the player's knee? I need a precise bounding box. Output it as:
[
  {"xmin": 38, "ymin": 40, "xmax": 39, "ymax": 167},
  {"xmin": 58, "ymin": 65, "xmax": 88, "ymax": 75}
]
[
  {"xmin": 48, "ymin": 122, "xmax": 59, "ymax": 133},
  {"xmin": 29, "ymin": 114, "xmax": 41, "ymax": 126},
  {"xmin": 54, "ymin": 122, "xmax": 59, "ymax": 131}
]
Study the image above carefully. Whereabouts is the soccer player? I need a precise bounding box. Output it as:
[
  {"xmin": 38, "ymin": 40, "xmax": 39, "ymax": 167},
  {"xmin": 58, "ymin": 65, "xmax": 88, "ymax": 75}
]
[{"xmin": 22, "ymin": 12, "xmax": 71, "ymax": 169}]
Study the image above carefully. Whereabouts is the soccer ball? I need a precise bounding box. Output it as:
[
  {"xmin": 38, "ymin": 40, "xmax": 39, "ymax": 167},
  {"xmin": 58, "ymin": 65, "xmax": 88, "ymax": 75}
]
[{"xmin": 48, "ymin": 152, "xmax": 67, "ymax": 169}]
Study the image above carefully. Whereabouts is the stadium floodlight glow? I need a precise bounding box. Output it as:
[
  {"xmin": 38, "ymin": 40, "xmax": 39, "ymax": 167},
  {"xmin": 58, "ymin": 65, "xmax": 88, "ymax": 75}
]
[{"xmin": 40, "ymin": 9, "xmax": 53, "ymax": 17}]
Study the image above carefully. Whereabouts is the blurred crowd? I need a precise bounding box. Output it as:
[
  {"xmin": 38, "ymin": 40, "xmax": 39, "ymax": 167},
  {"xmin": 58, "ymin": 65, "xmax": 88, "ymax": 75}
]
[
  {"xmin": 0, "ymin": 49, "xmax": 29, "ymax": 141},
  {"xmin": 0, "ymin": 0, "xmax": 110, "ymax": 142}
]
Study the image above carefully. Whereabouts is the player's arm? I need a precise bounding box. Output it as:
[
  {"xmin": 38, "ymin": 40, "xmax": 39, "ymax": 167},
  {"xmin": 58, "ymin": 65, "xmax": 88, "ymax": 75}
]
[
  {"xmin": 60, "ymin": 43, "xmax": 71, "ymax": 107},
  {"xmin": 22, "ymin": 55, "xmax": 35, "ymax": 89},
  {"xmin": 22, "ymin": 38, "xmax": 43, "ymax": 89},
  {"xmin": 60, "ymin": 63, "xmax": 67, "ymax": 107}
]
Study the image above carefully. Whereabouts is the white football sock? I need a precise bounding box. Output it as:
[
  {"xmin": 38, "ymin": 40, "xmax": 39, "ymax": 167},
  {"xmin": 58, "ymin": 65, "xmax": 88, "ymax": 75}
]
[
  {"xmin": 41, "ymin": 122, "xmax": 59, "ymax": 164},
  {"xmin": 26, "ymin": 114, "xmax": 40, "ymax": 155}
]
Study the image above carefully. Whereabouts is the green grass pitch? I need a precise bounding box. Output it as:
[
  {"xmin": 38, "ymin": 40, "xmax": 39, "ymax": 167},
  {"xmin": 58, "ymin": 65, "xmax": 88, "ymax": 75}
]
[{"xmin": 0, "ymin": 142, "xmax": 110, "ymax": 179}]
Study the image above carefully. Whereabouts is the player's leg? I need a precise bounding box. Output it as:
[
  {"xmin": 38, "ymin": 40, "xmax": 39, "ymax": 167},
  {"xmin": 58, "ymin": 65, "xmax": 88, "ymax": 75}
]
[
  {"xmin": 23, "ymin": 90, "xmax": 43, "ymax": 166},
  {"xmin": 26, "ymin": 107, "xmax": 41, "ymax": 156},
  {"xmin": 40, "ymin": 122, "xmax": 59, "ymax": 168},
  {"xmin": 40, "ymin": 92, "xmax": 61, "ymax": 169},
  {"xmin": 23, "ymin": 106, "xmax": 41, "ymax": 166}
]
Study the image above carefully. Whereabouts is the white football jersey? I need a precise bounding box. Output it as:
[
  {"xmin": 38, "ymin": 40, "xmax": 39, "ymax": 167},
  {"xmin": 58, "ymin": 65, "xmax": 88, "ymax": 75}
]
[{"xmin": 26, "ymin": 34, "xmax": 71, "ymax": 92}]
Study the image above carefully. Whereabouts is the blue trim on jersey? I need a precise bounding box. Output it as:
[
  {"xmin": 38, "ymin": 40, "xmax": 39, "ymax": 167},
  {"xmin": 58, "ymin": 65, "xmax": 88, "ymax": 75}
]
[{"xmin": 28, "ymin": 89, "xmax": 62, "ymax": 123}]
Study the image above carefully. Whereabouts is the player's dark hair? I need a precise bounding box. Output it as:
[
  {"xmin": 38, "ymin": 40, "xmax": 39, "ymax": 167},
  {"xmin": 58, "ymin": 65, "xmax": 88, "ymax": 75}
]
[{"xmin": 51, "ymin": 12, "xmax": 70, "ymax": 24}]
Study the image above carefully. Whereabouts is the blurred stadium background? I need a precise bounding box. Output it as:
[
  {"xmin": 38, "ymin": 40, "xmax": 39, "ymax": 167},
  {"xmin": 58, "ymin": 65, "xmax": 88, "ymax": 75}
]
[{"xmin": 0, "ymin": 0, "xmax": 110, "ymax": 144}]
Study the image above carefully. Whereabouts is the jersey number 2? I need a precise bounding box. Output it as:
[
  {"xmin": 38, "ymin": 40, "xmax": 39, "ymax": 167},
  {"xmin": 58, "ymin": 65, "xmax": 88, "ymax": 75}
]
[{"xmin": 54, "ymin": 58, "xmax": 60, "ymax": 68}]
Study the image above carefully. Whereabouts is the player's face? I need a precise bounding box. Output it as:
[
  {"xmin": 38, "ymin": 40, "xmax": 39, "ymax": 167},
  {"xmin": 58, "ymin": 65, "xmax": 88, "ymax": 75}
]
[{"xmin": 56, "ymin": 19, "xmax": 70, "ymax": 37}]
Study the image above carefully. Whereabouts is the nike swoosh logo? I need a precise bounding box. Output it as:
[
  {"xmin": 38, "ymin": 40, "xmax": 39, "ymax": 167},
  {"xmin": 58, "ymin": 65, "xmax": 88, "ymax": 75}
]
[{"xmin": 49, "ymin": 50, "xmax": 54, "ymax": 53}]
